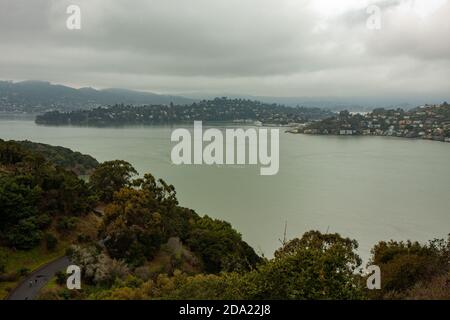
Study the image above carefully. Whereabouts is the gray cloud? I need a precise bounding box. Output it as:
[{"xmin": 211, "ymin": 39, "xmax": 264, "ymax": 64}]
[{"xmin": 0, "ymin": 0, "xmax": 449, "ymax": 98}]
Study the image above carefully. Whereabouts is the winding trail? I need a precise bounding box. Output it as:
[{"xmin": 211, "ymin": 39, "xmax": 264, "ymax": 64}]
[{"xmin": 6, "ymin": 256, "xmax": 71, "ymax": 300}]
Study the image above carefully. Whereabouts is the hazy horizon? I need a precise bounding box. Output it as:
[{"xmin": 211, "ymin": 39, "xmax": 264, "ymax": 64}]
[
  {"xmin": 1, "ymin": 0, "xmax": 450, "ymax": 101},
  {"xmin": 1, "ymin": 78, "xmax": 448, "ymax": 109}
]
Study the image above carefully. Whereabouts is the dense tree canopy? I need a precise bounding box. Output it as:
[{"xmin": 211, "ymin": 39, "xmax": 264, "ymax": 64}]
[
  {"xmin": 0, "ymin": 140, "xmax": 94, "ymax": 249},
  {"xmin": 367, "ymin": 237, "xmax": 450, "ymax": 299},
  {"xmin": 89, "ymin": 160, "xmax": 138, "ymax": 202},
  {"xmin": 99, "ymin": 173, "xmax": 260, "ymax": 271},
  {"xmin": 72, "ymin": 231, "xmax": 365, "ymax": 300},
  {"xmin": 243, "ymin": 231, "xmax": 364, "ymax": 299},
  {"xmin": 16, "ymin": 140, "xmax": 98, "ymax": 175}
]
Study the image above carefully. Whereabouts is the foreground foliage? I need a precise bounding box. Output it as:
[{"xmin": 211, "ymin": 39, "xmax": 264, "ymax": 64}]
[
  {"xmin": 367, "ymin": 238, "xmax": 450, "ymax": 299},
  {"xmin": 2, "ymin": 140, "xmax": 448, "ymax": 300},
  {"xmin": 0, "ymin": 140, "xmax": 95, "ymax": 249}
]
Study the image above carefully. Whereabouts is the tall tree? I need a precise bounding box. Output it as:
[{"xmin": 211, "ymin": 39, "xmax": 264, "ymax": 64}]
[{"xmin": 89, "ymin": 160, "xmax": 137, "ymax": 202}]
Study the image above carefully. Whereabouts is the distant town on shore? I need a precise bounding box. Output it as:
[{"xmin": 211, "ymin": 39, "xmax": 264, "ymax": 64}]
[{"xmin": 288, "ymin": 102, "xmax": 450, "ymax": 143}]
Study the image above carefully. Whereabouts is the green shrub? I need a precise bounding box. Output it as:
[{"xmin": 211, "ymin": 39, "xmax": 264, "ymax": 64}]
[
  {"xmin": 55, "ymin": 271, "xmax": 66, "ymax": 285},
  {"xmin": 18, "ymin": 267, "xmax": 30, "ymax": 276},
  {"xmin": 77, "ymin": 234, "xmax": 91, "ymax": 243},
  {"xmin": 187, "ymin": 216, "xmax": 261, "ymax": 273},
  {"xmin": 0, "ymin": 252, "xmax": 6, "ymax": 274},
  {"xmin": 6, "ymin": 217, "xmax": 43, "ymax": 250},
  {"xmin": 36, "ymin": 214, "xmax": 52, "ymax": 229},
  {"xmin": 367, "ymin": 237, "xmax": 450, "ymax": 299},
  {"xmin": 57, "ymin": 217, "xmax": 77, "ymax": 233},
  {"xmin": 45, "ymin": 233, "xmax": 58, "ymax": 251}
]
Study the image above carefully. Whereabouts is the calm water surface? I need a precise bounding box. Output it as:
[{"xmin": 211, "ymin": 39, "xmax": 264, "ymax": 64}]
[{"xmin": 1, "ymin": 117, "xmax": 449, "ymax": 262}]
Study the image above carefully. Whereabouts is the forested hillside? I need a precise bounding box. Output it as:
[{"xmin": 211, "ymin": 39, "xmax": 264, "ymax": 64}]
[{"xmin": 15, "ymin": 140, "xmax": 98, "ymax": 175}]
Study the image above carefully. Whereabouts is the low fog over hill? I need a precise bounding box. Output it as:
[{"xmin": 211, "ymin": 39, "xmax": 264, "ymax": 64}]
[
  {"xmin": 1, "ymin": 80, "xmax": 447, "ymax": 113},
  {"xmin": 0, "ymin": 80, "xmax": 195, "ymax": 112}
]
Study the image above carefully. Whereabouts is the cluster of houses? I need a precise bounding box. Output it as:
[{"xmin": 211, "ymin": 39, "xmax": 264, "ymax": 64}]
[{"xmin": 292, "ymin": 103, "xmax": 450, "ymax": 143}]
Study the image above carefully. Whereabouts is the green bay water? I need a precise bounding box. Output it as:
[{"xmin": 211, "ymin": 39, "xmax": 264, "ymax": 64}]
[{"xmin": 1, "ymin": 117, "xmax": 450, "ymax": 262}]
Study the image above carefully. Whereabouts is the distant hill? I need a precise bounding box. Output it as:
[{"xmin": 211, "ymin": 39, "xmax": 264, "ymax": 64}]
[
  {"xmin": 0, "ymin": 80, "xmax": 195, "ymax": 113},
  {"xmin": 182, "ymin": 93, "xmax": 449, "ymax": 111}
]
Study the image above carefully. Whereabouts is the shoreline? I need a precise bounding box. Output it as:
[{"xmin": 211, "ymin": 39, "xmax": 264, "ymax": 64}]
[{"xmin": 286, "ymin": 131, "xmax": 450, "ymax": 144}]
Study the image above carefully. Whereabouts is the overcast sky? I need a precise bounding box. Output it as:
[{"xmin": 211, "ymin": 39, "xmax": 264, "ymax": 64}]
[{"xmin": 0, "ymin": 0, "xmax": 449, "ymax": 99}]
